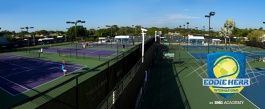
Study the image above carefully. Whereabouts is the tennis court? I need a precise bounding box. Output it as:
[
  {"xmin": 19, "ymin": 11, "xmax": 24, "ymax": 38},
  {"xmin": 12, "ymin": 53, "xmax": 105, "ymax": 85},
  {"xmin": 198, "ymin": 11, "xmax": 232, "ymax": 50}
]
[
  {"xmin": 43, "ymin": 48, "xmax": 118, "ymax": 57},
  {"xmin": 0, "ymin": 54, "xmax": 84, "ymax": 96},
  {"xmin": 181, "ymin": 45, "xmax": 253, "ymax": 51},
  {"xmin": 189, "ymin": 51, "xmax": 265, "ymax": 62},
  {"xmin": 241, "ymin": 68, "xmax": 265, "ymax": 109},
  {"xmin": 87, "ymin": 43, "xmax": 133, "ymax": 48},
  {"xmin": 188, "ymin": 51, "xmax": 265, "ymax": 109}
]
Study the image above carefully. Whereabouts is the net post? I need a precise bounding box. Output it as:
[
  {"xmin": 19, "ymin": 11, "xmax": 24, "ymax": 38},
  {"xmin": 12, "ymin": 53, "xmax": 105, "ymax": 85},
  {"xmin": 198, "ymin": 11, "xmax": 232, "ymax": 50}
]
[
  {"xmin": 58, "ymin": 50, "xmax": 60, "ymax": 57},
  {"xmin": 99, "ymin": 54, "xmax": 101, "ymax": 61}
]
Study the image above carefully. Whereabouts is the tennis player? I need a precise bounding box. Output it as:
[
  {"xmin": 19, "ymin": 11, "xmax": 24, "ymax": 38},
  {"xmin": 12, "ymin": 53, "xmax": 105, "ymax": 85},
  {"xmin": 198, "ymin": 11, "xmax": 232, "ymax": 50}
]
[{"xmin": 62, "ymin": 58, "xmax": 67, "ymax": 76}]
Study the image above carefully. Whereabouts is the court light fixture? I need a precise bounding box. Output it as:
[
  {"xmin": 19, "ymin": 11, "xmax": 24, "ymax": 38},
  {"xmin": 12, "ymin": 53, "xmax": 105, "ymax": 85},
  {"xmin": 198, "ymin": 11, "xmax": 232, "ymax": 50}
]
[
  {"xmin": 205, "ymin": 11, "xmax": 215, "ymax": 54},
  {"xmin": 20, "ymin": 26, "xmax": 34, "ymax": 45},
  {"xmin": 66, "ymin": 20, "xmax": 86, "ymax": 58},
  {"xmin": 186, "ymin": 22, "xmax": 189, "ymax": 50}
]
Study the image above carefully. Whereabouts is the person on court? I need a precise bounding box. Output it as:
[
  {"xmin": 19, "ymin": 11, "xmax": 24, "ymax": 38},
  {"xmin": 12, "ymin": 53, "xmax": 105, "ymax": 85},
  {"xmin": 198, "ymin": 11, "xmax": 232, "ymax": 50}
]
[{"xmin": 62, "ymin": 58, "xmax": 67, "ymax": 76}]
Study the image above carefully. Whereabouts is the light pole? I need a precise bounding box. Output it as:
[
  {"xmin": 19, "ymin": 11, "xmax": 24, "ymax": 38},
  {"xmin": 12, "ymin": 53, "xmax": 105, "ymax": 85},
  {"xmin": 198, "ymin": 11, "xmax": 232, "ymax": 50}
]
[
  {"xmin": 132, "ymin": 25, "xmax": 135, "ymax": 45},
  {"xmin": 21, "ymin": 27, "xmax": 34, "ymax": 51},
  {"xmin": 205, "ymin": 11, "xmax": 215, "ymax": 54},
  {"xmin": 97, "ymin": 27, "xmax": 101, "ymax": 37},
  {"xmin": 20, "ymin": 27, "xmax": 34, "ymax": 41},
  {"xmin": 186, "ymin": 22, "xmax": 189, "ymax": 50},
  {"xmin": 132, "ymin": 25, "xmax": 135, "ymax": 35},
  {"xmin": 116, "ymin": 40, "xmax": 119, "ymax": 59},
  {"xmin": 106, "ymin": 25, "xmax": 113, "ymax": 47},
  {"xmin": 224, "ymin": 25, "xmax": 232, "ymax": 51},
  {"xmin": 66, "ymin": 20, "xmax": 86, "ymax": 58},
  {"xmin": 155, "ymin": 31, "xmax": 157, "ymax": 42},
  {"xmin": 203, "ymin": 26, "xmax": 205, "ymax": 35},
  {"xmin": 106, "ymin": 25, "xmax": 114, "ymax": 38},
  {"xmin": 141, "ymin": 28, "xmax": 147, "ymax": 63},
  {"xmin": 66, "ymin": 28, "xmax": 70, "ymax": 41},
  {"xmin": 21, "ymin": 27, "xmax": 34, "ymax": 33},
  {"xmin": 24, "ymin": 39, "xmax": 29, "ymax": 53}
]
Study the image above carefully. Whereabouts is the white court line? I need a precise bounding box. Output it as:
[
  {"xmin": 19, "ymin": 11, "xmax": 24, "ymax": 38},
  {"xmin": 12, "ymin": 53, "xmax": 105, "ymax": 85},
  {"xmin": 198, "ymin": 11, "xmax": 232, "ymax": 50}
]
[
  {"xmin": 0, "ymin": 87, "xmax": 20, "ymax": 96},
  {"xmin": 4, "ymin": 61, "xmax": 56, "ymax": 77},
  {"xmin": 87, "ymin": 50, "xmax": 100, "ymax": 53},
  {"xmin": 239, "ymin": 93, "xmax": 260, "ymax": 109},
  {"xmin": 188, "ymin": 52, "xmax": 199, "ymax": 61},
  {"xmin": 0, "ymin": 60, "xmax": 32, "ymax": 70},
  {"xmin": 5, "ymin": 65, "xmax": 86, "ymax": 96},
  {"xmin": 0, "ymin": 54, "xmax": 87, "ymax": 96},
  {"xmin": 27, "ymin": 66, "xmax": 86, "ymax": 94},
  {"xmin": 0, "ymin": 76, "xmax": 29, "ymax": 96},
  {"xmin": 184, "ymin": 50, "xmax": 261, "ymax": 108}
]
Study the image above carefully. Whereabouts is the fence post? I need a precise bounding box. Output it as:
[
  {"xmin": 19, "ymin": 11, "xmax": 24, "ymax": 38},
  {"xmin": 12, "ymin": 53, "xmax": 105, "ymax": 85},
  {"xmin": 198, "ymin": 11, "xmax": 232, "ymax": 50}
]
[
  {"xmin": 76, "ymin": 77, "xmax": 79, "ymax": 109},
  {"xmin": 106, "ymin": 61, "xmax": 110, "ymax": 108}
]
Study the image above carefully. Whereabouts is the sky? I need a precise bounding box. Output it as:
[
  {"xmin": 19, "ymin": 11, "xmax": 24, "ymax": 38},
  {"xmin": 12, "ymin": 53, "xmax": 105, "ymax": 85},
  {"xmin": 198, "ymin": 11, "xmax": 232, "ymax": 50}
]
[{"xmin": 0, "ymin": 0, "xmax": 265, "ymax": 32}]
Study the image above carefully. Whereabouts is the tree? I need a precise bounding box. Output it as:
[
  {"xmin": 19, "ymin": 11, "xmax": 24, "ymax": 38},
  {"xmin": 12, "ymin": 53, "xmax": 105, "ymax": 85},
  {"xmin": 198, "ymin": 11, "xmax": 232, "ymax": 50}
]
[
  {"xmin": 247, "ymin": 30, "xmax": 265, "ymax": 41},
  {"xmin": 161, "ymin": 27, "xmax": 170, "ymax": 36},
  {"xmin": 66, "ymin": 26, "xmax": 87, "ymax": 41},
  {"xmin": 146, "ymin": 27, "xmax": 159, "ymax": 36},
  {"xmin": 35, "ymin": 30, "xmax": 49, "ymax": 36},
  {"xmin": 88, "ymin": 28, "xmax": 96, "ymax": 36},
  {"xmin": 17, "ymin": 31, "xmax": 29, "ymax": 40},
  {"xmin": 134, "ymin": 25, "xmax": 142, "ymax": 36},
  {"xmin": 117, "ymin": 26, "xmax": 132, "ymax": 35},
  {"xmin": 219, "ymin": 19, "xmax": 236, "ymax": 37},
  {"xmin": 95, "ymin": 28, "xmax": 108, "ymax": 37},
  {"xmin": 232, "ymin": 27, "xmax": 243, "ymax": 37}
]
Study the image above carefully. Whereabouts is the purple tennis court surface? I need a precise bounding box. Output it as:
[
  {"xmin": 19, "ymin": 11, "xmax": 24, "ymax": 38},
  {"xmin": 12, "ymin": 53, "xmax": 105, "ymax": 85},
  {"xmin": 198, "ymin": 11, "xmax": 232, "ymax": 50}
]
[
  {"xmin": 43, "ymin": 48, "xmax": 117, "ymax": 57},
  {"xmin": 78, "ymin": 43, "xmax": 133, "ymax": 47},
  {"xmin": 0, "ymin": 54, "xmax": 84, "ymax": 96}
]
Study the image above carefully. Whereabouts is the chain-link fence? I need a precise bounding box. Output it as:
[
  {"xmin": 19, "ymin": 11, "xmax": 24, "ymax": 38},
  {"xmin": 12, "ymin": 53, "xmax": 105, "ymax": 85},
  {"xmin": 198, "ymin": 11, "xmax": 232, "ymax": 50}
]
[{"xmin": 9, "ymin": 38, "xmax": 155, "ymax": 109}]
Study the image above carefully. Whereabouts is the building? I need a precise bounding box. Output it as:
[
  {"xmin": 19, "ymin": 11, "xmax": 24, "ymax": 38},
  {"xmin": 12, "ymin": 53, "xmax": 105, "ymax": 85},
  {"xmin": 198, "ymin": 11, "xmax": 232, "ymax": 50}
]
[{"xmin": 114, "ymin": 35, "xmax": 132, "ymax": 43}]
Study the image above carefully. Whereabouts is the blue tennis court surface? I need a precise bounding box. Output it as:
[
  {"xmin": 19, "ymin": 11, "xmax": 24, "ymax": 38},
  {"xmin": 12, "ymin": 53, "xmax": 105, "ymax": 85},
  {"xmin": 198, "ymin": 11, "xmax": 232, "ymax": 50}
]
[
  {"xmin": 0, "ymin": 54, "xmax": 84, "ymax": 96},
  {"xmin": 242, "ymin": 68, "xmax": 265, "ymax": 109},
  {"xmin": 189, "ymin": 52, "xmax": 265, "ymax": 61},
  {"xmin": 181, "ymin": 45, "xmax": 251, "ymax": 50},
  {"xmin": 189, "ymin": 52, "xmax": 265, "ymax": 108}
]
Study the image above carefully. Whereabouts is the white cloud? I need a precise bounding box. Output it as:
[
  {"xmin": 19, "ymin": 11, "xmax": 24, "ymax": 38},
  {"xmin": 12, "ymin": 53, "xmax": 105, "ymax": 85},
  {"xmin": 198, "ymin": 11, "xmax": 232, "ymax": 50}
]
[{"xmin": 167, "ymin": 14, "xmax": 199, "ymax": 20}]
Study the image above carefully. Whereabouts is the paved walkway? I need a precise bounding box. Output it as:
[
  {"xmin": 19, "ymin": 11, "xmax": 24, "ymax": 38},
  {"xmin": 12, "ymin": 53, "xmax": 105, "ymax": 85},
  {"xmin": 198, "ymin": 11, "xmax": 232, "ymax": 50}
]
[{"xmin": 138, "ymin": 45, "xmax": 186, "ymax": 109}]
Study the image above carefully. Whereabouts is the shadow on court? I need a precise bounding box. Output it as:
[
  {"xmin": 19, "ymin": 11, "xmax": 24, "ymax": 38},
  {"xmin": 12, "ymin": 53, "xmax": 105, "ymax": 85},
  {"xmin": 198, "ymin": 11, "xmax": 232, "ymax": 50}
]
[{"xmin": 138, "ymin": 45, "xmax": 186, "ymax": 109}]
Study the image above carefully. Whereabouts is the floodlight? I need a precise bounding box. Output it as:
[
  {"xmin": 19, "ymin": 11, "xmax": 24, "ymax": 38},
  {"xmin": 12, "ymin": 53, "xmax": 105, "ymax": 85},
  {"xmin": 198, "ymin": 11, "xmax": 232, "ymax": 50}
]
[{"xmin": 141, "ymin": 28, "xmax": 147, "ymax": 32}]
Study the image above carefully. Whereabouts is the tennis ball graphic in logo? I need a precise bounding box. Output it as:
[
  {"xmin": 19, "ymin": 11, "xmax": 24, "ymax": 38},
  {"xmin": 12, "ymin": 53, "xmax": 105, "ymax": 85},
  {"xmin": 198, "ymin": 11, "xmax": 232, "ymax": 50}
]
[{"xmin": 213, "ymin": 56, "xmax": 240, "ymax": 79}]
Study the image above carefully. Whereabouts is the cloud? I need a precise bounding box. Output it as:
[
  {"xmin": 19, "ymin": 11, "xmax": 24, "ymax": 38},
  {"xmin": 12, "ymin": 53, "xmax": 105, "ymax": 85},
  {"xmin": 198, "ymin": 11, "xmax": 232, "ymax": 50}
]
[{"xmin": 167, "ymin": 14, "xmax": 199, "ymax": 19}]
